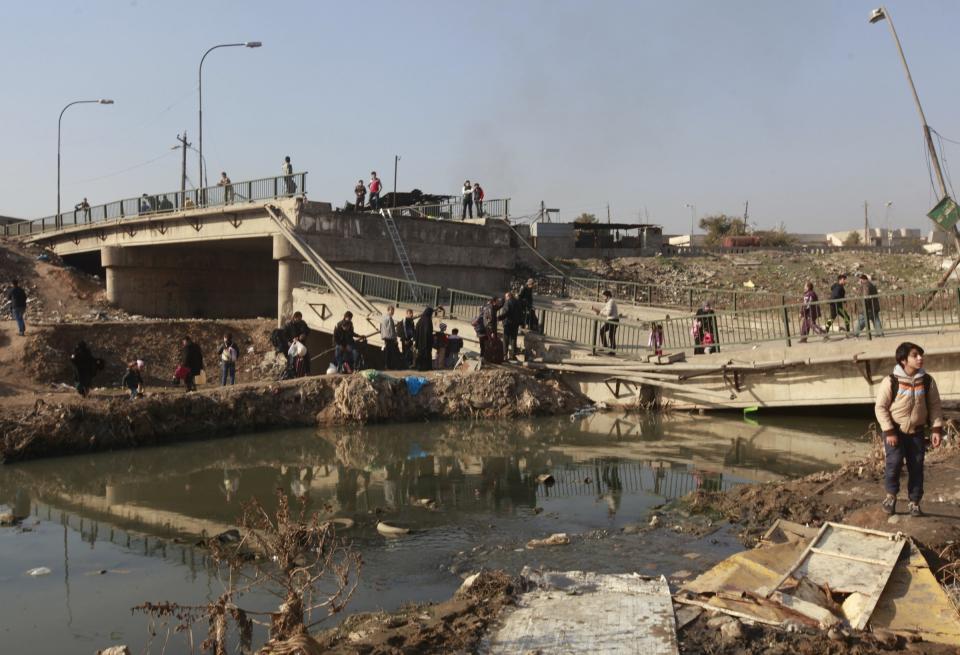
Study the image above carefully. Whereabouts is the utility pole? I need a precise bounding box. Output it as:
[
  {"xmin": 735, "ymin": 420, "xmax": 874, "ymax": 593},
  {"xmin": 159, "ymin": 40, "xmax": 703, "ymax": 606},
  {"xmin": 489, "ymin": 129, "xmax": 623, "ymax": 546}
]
[
  {"xmin": 176, "ymin": 132, "xmax": 191, "ymax": 194},
  {"xmin": 606, "ymin": 203, "xmax": 610, "ymax": 224},
  {"xmin": 393, "ymin": 155, "xmax": 400, "ymax": 208},
  {"xmin": 870, "ymin": 6, "xmax": 960, "ymax": 280},
  {"xmin": 864, "ymin": 201, "xmax": 869, "ymax": 246},
  {"xmin": 540, "ymin": 200, "xmax": 546, "ymax": 224},
  {"xmin": 743, "ymin": 201, "xmax": 749, "ymax": 232}
]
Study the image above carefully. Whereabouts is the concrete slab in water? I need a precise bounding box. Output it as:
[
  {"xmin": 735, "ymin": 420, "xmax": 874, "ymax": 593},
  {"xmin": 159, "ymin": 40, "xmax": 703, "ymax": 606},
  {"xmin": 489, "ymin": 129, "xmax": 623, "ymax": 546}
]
[{"xmin": 487, "ymin": 569, "xmax": 678, "ymax": 655}]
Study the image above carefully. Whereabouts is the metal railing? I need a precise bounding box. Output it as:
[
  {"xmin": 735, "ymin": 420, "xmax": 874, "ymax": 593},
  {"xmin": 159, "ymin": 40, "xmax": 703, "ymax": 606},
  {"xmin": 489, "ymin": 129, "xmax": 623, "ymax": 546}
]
[
  {"xmin": 301, "ymin": 264, "xmax": 440, "ymax": 309},
  {"xmin": 386, "ymin": 197, "xmax": 509, "ymax": 222},
  {"xmin": 4, "ymin": 172, "xmax": 307, "ymax": 237},
  {"xmin": 534, "ymin": 274, "xmax": 777, "ymax": 312}
]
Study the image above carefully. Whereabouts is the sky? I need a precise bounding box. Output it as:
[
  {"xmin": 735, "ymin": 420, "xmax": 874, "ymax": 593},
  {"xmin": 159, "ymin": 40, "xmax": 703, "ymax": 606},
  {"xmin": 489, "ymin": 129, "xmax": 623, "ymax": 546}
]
[{"xmin": 2, "ymin": 0, "xmax": 960, "ymax": 234}]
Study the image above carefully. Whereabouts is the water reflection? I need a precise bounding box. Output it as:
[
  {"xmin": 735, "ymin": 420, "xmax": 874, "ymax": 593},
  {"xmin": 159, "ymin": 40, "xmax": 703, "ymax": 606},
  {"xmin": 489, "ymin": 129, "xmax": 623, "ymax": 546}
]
[{"xmin": 1, "ymin": 413, "xmax": 869, "ymax": 544}]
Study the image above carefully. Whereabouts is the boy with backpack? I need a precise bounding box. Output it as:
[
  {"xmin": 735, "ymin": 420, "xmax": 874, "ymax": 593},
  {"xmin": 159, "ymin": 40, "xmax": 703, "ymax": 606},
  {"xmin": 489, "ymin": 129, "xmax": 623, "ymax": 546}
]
[{"xmin": 875, "ymin": 341, "xmax": 943, "ymax": 517}]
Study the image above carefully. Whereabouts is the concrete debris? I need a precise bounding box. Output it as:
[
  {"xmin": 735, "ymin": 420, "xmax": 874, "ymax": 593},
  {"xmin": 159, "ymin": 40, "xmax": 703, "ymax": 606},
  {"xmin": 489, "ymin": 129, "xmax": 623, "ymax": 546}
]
[
  {"xmin": 526, "ymin": 533, "xmax": 570, "ymax": 548},
  {"xmin": 488, "ymin": 569, "xmax": 678, "ymax": 654},
  {"xmin": 675, "ymin": 519, "xmax": 960, "ymax": 646}
]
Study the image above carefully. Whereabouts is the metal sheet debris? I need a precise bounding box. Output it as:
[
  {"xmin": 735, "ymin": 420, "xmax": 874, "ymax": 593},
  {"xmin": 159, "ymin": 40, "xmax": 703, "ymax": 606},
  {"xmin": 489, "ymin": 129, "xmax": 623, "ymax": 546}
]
[{"xmin": 488, "ymin": 570, "xmax": 679, "ymax": 655}]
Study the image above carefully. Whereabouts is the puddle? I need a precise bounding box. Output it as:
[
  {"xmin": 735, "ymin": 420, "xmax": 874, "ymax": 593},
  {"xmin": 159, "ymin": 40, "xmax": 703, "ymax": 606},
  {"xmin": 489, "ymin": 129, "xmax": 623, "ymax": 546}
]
[{"xmin": 0, "ymin": 412, "xmax": 871, "ymax": 653}]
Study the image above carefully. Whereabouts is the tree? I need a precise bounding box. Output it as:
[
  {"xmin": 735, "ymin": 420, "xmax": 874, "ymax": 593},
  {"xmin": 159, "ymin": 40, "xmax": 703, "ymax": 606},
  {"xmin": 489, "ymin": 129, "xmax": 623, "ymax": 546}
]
[
  {"xmin": 755, "ymin": 224, "xmax": 797, "ymax": 247},
  {"xmin": 574, "ymin": 213, "xmax": 598, "ymax": 225},
  {"xmin": 843, "ymin": 231, "xmax": 862, "ymax": 247},
  {"xmin": 698, "ymin": 214, "xmax": 746, "ymax": 246}
]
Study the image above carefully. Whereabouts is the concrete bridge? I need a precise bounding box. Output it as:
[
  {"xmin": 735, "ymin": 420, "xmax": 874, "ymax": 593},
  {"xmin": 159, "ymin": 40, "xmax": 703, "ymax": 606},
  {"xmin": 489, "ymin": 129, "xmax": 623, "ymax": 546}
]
[{"xmin": 19, "ymin": 173, "xmax": 524, "ymax": 321}]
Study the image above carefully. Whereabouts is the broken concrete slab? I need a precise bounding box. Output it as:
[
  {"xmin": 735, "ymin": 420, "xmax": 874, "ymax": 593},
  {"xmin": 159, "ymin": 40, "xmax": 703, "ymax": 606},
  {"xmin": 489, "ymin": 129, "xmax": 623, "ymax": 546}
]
[{"xmin": 488, "ymin": 569, "xmax": 678, "ymax": 654}]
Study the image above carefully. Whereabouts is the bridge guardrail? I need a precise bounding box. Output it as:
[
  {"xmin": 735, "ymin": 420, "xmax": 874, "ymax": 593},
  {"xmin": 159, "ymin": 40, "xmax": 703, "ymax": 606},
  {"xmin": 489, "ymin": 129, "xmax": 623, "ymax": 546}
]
[
  {"xmin": 388, "ymin": 198, "xmax": 509, "ymax": 222},
  {"xmin": 301, "ymin": 264, "xmax": 440, "ymax": 309},
  {"xmin": 5, "ymin": 172, "xmax": 307, "ymax": 238}
]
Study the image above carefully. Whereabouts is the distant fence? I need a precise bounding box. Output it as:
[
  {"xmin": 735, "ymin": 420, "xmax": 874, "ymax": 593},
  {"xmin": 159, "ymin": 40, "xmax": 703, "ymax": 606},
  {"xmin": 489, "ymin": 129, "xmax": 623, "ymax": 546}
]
[{"xmin": 4, "ymin": 172, "xmax": 307, "ymax": 238}]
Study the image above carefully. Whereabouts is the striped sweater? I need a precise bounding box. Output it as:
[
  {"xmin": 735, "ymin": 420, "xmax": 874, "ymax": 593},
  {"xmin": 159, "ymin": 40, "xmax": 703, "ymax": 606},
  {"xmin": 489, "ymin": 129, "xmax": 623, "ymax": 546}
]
[{"xmin": 874, "ymin": 365, "xmax": 943, "ymax": 435}]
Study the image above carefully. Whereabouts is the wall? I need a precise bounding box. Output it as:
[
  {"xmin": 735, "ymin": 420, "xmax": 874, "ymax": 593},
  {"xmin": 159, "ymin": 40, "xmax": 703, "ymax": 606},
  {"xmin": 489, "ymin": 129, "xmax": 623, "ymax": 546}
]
[{"xmin": 102, "ymin": 242, "xmax": 276, "ymax": 318}]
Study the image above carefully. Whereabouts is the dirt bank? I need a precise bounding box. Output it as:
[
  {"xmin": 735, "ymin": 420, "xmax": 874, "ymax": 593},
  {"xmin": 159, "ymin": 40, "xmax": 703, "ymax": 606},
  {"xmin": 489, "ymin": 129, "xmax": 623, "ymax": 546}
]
[{"xmin": 0, "ymin": 368, "xmax": 587, "ymax": 463}]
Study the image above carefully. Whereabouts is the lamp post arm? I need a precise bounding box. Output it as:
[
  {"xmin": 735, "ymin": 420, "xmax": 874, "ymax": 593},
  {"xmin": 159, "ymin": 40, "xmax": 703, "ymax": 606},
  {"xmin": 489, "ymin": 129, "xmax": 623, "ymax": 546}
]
[
  {"xmin": 58, "ymin": 99, "xmax": 100, "ymax": 221},
  {"xmin": 198, "ymin": 43, "xmax": 247, "ymax": 190}
]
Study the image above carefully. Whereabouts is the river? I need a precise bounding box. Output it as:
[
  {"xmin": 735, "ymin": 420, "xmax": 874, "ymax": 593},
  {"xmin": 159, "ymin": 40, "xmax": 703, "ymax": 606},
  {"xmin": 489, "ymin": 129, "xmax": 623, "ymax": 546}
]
[{"xmin": 0, "ymin": 412, "xmax": 872, "ymax": 653}]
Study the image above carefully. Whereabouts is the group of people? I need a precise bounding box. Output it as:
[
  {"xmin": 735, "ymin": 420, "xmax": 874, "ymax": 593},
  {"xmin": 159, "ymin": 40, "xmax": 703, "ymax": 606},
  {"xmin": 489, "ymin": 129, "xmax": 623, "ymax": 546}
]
[
  {"xmin": 354, "ymin": 172, "xmax": 383, "ymax": 211},
  {"xmin": 799, "ymin": 273, "xmax": 884, "ymax": 342},
  {"xmin": 460, "ymin": 180, "xmax": 485, "ymax": 219}
]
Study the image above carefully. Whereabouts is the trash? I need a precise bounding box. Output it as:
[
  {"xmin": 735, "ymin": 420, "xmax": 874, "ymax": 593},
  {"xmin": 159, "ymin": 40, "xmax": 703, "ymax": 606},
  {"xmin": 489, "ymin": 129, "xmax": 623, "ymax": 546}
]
[
  {"xmin": 96, "ymin": 646, "xmax": 132, "ymax": 655},
  {"xmin": 26, "ymin": 567, "xmax": 52, "ymax": 576},
  {"xmin": 325, "ymin": 363, "xmax": 337, "ymax": 375},
  {"xmin": 412, "ymin": 498, "xmax": 437, "ymax": 510},
  {"xmin": 649, "ymin": 515, "xmax": 661, "ymax": 528},
  {"xmin": 677, "ymin": 519, "xmax": 960, "ymax": 645},
  {"xmin": 536, "ymin": 474, "xmax": 555, "ymax": 486},
  {"xmin": 526, "ymin": 533, "xmax": 570, "ymax": 548},
  {"xmin": 0, "ymin": 511, "xmax": 16, "ymax": 526},
  {"xmin": 325, "ymin": 517, "xmax": 355, "ymax": 531},
  {"xmin": 404, "ymin": 376, "xmax": 429, "ymax": 396},
  {"xmin": 488, "ymin": 569, "xmax": 679, "ymax": 654},
  {"xmin": 569, "ymin": 404, "xmax": 600, "ymax": 421},
  {"xmin": 214, "ymin": 528, "xmax": 241, "ymax": 544},
  {"xmin": 361, "ymin": 369, "xmax": 381, "ymax": 382},
  {"xmin": 377, "ymin": 521, "xmax": 411, "ymax": 537}
]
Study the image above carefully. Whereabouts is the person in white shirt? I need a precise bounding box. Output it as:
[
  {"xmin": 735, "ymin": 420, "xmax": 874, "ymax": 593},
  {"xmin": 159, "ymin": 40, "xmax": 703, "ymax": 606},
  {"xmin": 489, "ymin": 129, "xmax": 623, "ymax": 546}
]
[
  {"xmin": 380, "ymin": 305, "xmax": 401, "ymax": 370},
  {"xmin": 461, "ymin": 180, "xmax": 473, "ymax": 220},
  {"xmin": 592, "ymin": 289, "xmax": 620, "ymax": 355}
]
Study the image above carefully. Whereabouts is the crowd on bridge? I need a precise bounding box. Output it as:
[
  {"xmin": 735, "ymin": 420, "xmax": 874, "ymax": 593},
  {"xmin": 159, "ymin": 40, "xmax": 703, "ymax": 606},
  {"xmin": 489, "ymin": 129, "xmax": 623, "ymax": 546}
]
[{"xmin": 352, "ymin": 172, "xmax": 486, "ymax": 220}]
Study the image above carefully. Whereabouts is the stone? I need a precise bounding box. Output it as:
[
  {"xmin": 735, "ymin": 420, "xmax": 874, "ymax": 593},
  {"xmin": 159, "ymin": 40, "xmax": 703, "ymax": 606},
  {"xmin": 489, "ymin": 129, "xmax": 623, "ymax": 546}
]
[
  {"xmin": 526, "ymin": 533, "xmax": 571, "ymax": 548},
  {"xmin": 719, "ymin": 620, "xmax": 743, "ymax": 641}
]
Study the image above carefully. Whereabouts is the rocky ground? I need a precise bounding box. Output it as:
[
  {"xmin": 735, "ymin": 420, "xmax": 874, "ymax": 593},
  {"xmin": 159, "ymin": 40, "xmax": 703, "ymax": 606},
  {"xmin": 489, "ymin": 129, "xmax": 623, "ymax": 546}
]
[{"xmin": 561, "ymin": 250, "xmax": 948, "ymax": 297}]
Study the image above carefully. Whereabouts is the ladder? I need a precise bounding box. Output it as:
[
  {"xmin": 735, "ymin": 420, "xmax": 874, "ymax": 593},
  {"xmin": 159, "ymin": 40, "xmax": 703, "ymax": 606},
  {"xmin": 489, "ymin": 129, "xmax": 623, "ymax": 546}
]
[{"xmin": 379, "ymin": 208, "xmax": 420, "ymax": 302}]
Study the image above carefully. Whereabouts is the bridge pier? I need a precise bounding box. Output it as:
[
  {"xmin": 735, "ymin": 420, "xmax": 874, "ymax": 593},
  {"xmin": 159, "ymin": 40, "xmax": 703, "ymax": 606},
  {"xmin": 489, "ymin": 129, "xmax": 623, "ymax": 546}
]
[
  {"xmin": 100, "ymin": 242, "xmax": 276, "ymax": 318},
  {"xmin": 273, "ymin": 235, "xmax": 304, "ymax": 326}
]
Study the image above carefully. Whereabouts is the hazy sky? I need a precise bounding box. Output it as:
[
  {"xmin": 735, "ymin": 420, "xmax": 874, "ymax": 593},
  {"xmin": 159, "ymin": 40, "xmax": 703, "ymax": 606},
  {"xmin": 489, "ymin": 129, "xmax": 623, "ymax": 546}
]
[{"xmin": 2, "ymin": 0, "xmax": 959, "ymax": 234}]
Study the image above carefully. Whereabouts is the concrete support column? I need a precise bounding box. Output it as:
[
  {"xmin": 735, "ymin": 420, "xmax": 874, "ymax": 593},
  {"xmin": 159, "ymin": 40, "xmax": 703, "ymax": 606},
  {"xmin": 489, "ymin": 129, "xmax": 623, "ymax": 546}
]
[
  {"xmin": 100, "ymin": 246, "xmax": 125, "ymax": 305},
  {"xmin": 273, "ymin": 234, "xmax": 303, "ymax": 327}
]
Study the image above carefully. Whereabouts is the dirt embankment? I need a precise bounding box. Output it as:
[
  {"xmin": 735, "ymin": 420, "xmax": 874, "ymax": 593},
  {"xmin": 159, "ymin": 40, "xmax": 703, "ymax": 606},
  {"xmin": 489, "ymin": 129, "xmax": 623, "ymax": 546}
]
[{"xmin": 0, "ymin": 368, "xmax": 587, "ymax": 463}]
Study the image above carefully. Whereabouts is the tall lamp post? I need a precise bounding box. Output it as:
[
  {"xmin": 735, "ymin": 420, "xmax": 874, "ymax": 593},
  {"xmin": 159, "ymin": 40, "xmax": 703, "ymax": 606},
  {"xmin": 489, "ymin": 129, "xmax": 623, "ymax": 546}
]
[
  {"xmin": 58, "ymin": 99, "xmax": 113, "ymax": 227},
  {"xmin": 393, "ymin": 155, "xmax": 401, "ymax": 208},
  {"xmin": 198, "ymin": 41, "xmax": 261, "ymax": 195},
  {"xmin": 869, "ymin": 6, "xmax": 960, "ymax": 280},
  {"xmin": 684, "ymin": 203, "xmax": 696, "ymax": 243}
]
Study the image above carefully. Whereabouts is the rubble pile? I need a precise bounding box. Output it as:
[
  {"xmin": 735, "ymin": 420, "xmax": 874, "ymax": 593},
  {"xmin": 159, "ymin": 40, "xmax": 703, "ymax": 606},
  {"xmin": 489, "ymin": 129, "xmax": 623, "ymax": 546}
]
[{"xmin": 560, "ymin": 250, "xmax": 946, "ymax": 298}]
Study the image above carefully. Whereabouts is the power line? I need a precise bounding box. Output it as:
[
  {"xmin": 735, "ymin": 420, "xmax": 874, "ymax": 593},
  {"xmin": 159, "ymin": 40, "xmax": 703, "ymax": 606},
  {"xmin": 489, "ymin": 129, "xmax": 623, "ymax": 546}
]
[{"xmin": 66, "ymin": 150, "xmax": 176, "ymax": 185}]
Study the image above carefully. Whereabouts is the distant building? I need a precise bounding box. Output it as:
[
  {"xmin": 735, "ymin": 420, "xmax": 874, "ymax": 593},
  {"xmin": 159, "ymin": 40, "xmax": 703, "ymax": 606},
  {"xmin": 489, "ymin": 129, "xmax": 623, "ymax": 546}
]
[
  {"xmin": 529, "ymin": 222, "xmax": 663, "ymax": 257},
  {"xmin": 825, "ymin": 227, "xmax": 921, "ymax": 247},
  {"xmin": 666, "ymin": 234, "xmax": 707, "ymax": 248},
  {"xmin": 0, "ymin": 214, "xmax": 25, "ymax": 226}
]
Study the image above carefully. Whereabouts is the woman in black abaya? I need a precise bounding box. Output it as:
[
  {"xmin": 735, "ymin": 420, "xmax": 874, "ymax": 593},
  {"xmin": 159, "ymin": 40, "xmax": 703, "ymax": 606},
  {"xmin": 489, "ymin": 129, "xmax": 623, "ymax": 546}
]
[{"xmin": 414, "ymin": 307, "xmax": 434, "ymax": 371}]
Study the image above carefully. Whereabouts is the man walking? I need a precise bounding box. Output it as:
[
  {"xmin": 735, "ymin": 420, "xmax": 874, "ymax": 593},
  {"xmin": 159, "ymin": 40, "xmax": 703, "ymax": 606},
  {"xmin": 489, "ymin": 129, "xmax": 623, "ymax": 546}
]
[
  {"xmin": 824, "ymin": 274, "xmax": 850, "ymax": 333},
  {"xmin": 282, "ymin": 156, "xmax": 297, "ymax": 195},
  {"xmin": 401, "ymin": 308, "xmax": 416, "ymax": 368},
  {"xmin": 498, "ymin": 291, "xmax": 523, "ymax": 360},
  {"xmin": 7, "ymin": 280, "xmax": 27, "ymax": 336},
  {"xmin": 368, "ymin": 172, "xmax": 382, "ymax": 210},
  {"xmin": 461, "ymin": 180, "xmax": 474, "ymax": 220},
  {"xmin": 380, "ymin": 306, "xmax": 401, "ymax": 370},
  {"xmin": 354, "ymin": 179, "xmax": 366, "ymax": 210},
  {"xmin": 875, "ymin": 342, "xmax": 943, "ymax": 516},
  {"xmin": 592, "ymin": 289, "xmax": 620, "ymax": 355},
  {"xmin": 854, "ymin": 274, "xmax": 883, "ymax": 337}
]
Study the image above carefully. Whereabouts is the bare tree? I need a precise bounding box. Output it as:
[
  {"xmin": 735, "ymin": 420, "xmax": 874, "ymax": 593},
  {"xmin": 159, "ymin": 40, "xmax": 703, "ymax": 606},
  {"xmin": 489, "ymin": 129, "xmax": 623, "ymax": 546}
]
[{"xmin": 133, "ymin": 490, "xmax": 361, "ymax": 654}]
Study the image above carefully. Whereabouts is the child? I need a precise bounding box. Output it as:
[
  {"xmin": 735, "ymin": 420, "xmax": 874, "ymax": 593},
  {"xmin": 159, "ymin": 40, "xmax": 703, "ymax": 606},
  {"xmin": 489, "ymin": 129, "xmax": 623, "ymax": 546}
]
[
  {"xmin": 434, "ymin": 323, "xmax": 449, "ymax": 369},
  {"xmin": 648, "ymin": 324, "xmax": 664, "ymax": 357},
  {"xmin": 446, "ymin": 328, "xmax": 464, "ymax": 367},
  {"xmin": 122, "ymin": 361, "xmax": 144, "ymax": 400},
  {"xmin": 702, "ymin": 331, "xmax": 715, "ymax": 354},
  {"xmin": 875, "ymin": 342, "xmax": 943, "ymax": 517}
]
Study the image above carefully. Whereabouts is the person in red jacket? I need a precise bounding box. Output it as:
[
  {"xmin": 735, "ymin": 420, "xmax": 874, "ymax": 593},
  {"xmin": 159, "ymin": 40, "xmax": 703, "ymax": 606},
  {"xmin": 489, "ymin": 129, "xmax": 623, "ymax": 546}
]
[
  {"xmin": 368, "ymin": 172, "xmax": 382, "ymax": 210},
  {"xmin": 473, "ymin": 182, "xmax": 485, "ymax": 218}
]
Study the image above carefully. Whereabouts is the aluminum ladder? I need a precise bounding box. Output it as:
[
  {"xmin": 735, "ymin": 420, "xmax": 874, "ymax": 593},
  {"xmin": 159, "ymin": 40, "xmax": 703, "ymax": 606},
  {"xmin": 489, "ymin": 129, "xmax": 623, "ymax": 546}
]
[{"xmin": 379, "ymin": 208, "xmax": 421, "ymax": 302}]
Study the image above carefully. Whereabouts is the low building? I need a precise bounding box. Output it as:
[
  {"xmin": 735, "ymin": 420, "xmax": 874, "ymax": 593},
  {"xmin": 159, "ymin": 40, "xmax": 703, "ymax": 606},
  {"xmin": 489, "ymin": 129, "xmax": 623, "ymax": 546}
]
[
  {"xmin": 826, "ymin": 227, "xmax": 922, "ymax": 247},
  {"xmin": 530, "ymin": 222, "xmax": 662, "ymax": 258}
]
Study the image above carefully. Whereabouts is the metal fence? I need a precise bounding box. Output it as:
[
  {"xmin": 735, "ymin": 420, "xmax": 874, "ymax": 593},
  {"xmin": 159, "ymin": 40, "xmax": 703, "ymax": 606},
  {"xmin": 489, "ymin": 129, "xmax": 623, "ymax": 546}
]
[
  {"xmin": 301, "ymin": 264, "xmax": 440, "ymax": 308},
  {"xmin": 535, "ymin": 274, "xmax": 778, "ymax": 312},
  {"xmin": 387, "ymin": 198, "xmax": 509, "ymax": 222},
  {"xmin": 4, "ymin": 172, "xmax": 307, "ymax": 237}
]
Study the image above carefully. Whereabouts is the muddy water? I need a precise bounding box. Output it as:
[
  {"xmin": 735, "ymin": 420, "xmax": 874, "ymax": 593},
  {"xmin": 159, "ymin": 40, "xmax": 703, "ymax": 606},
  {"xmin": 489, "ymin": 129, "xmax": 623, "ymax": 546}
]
[{"xmin": 0, "ymin": 413, "xmax": 871, "ymax": 654}]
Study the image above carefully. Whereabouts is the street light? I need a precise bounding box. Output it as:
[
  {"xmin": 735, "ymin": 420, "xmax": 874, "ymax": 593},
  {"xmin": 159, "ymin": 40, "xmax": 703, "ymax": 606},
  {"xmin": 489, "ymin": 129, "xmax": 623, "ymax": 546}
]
[
  {"xmin": 58, "ymin": 98, "xmax": 114, "ymax": 227},
  {"xmin": 870, "ymin": 6, "xmax": 960, "ymax": 279},
  {"xmin": 884, "ymin": 201, "xmax": 894, "ymax": 247},
  {"xmin": 685, "ymin": 203, "xmax": 696, "ymax": 240},
  {"xmin": 198, "ymin": 41, "xmax": 262, "ymax": 194},
  {"xmin": 393, "ymin": 155, "xmax": 401, "ymax": 208}
]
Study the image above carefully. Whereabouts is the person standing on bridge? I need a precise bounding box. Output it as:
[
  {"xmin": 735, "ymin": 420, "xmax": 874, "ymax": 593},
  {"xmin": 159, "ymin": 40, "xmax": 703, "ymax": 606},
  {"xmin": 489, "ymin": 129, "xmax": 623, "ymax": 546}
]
[
  {"xmin": 472, "ymin": 182, "xmax": 485, "ymax": 218},
  {"xmin": 798, "ymin": 281, "xmax": 825, "ymax": 343},
  {"xmin": 461, "ymin": 180, "xmax": 474, "ymax": 220},
  {"xmin": 218, "ymin": 172, "xmax": 234, "ymax": 204},
  {"xmin": 592, "ymin": 289, "xmax": 620, "ymax": 355},
  {"xmin": 380, "ymin": 305, "xmax": 401, "ymax": 370},
  {"xmin": 6, "ymin": 279, "xmax": 27, "ymax": 336},
  {"xmin": 854, "ymin": 273, "xmax": 883, "ymax": 337},
  {"xmin": 368, "ymin": 172, "xmax": 382, "ymax": 210},
  {"xmin": 354, "ymin": 179, "xmax": 366, "ymax": 211},
  {"xmin": 876, "ymin": 341, "xmax": 943, "ymax": 517},
  {"xmin": 282, "ymin": 156, "xmax": 297, "ymax": 195},
  {"xmin": 824, "ymin": 273, "xmax": 850, "ymax": 333}
]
